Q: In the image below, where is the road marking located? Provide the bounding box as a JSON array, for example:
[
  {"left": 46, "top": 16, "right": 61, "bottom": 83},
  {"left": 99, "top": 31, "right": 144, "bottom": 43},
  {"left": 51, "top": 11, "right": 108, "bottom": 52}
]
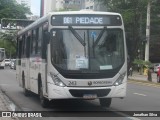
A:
[
  {"left": 109, "top": 108, "right": 141, "bottom": 120},
  {"left": 128, "top": 81, "right": 160, "bottom": 88},
  {"left": 133, "top": 93, "right": 146, "bottom": 96},
  {"left": 127, "top": 117, "right": 141, "bottom": 120}
]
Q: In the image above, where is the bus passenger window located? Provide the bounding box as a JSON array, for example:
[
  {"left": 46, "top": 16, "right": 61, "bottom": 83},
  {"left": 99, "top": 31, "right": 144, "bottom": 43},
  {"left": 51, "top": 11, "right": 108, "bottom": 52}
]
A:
[
  {"left": 37, "top": 27, "right": 42, "bottom": 55},
  {"left": 30, "top": 31, "right": 33, "bottom": 55},
  {"left": 26, "top": 36, "right": 30, "bottom": 58},
  {"left": 18, "top": 38, "right": 22, "bottom": 59},
  {"left": 32, "top": 30, "right": 37, "bottom": 55},
  {"left": 22, "top": 35, "right": 26, "bottom": 57}
]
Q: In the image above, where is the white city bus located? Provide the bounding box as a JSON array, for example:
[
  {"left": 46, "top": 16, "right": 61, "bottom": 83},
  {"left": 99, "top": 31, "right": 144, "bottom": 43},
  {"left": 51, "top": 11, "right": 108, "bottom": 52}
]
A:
[
  {"left": 16, "top": 11, "right": 127, "bottom": 108},
  {"left": 0, "top": 48, "right": 5, "bottom": 69}
]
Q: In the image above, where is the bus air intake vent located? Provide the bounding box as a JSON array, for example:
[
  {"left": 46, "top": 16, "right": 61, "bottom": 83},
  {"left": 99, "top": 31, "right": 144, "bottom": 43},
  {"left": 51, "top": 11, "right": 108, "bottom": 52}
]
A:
[{"left": 69, "top": 89, "right": 111, "bottom": 97}]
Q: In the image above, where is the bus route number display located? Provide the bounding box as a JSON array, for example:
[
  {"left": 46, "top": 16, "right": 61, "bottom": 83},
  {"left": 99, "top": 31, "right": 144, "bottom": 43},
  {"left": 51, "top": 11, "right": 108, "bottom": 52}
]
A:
[
  {"left": 51, "top": 15, "right": 122, "bottom": 26},
  {"left": 63, "top": 17, "right": 103, "bottom": 25}
]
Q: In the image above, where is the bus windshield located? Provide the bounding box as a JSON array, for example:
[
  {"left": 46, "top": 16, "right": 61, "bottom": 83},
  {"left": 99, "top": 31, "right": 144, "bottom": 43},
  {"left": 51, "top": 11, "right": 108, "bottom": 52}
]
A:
[{"left": 50, "top": 28, "right": 124, "bottom": 78}]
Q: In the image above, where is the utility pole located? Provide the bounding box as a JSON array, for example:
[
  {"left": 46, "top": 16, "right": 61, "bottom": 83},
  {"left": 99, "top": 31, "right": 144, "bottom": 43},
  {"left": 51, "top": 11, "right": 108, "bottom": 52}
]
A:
[
  {"left": 40, "top": 0, "right": 44, "bottom": 17},
  {"left": 145, "top": 0, "right": 151, "bottom": 61}
]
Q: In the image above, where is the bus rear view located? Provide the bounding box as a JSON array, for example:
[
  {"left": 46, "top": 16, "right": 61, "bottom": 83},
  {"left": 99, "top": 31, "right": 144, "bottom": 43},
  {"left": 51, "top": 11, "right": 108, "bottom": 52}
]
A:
[{"left": 0, "top": 48, "right": 5, "bottom": 69}]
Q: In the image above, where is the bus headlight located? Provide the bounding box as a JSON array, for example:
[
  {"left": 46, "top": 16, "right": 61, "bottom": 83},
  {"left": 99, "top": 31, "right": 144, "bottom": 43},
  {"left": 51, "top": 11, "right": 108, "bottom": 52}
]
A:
[
  {"left": 114, "top": 72, "right": 126, "bottom": 86},
  {"left": 50, "top": 72, "right": 66, "bottom": 87}
]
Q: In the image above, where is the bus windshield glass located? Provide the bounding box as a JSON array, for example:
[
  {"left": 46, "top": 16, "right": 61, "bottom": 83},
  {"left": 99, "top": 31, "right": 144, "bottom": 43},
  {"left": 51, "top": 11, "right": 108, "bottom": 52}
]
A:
[{"left": 50, "top": 28, "right": 124, "bottom": 78}]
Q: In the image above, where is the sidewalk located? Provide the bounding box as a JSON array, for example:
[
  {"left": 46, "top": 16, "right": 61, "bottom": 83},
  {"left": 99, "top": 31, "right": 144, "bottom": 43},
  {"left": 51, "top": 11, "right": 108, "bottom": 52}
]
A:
[
  {"left": 0, "top": 89, "right": 18, "bottom": 120},
  {"left": 128, "top": 71, "right": 158, "bottom": 83}
]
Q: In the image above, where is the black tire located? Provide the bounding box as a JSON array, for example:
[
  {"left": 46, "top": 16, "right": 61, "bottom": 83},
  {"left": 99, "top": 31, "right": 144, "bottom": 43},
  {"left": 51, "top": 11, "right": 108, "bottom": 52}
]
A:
[
  {"left": 99, "top": 98, "right": 112, "bottom": 108},
  {"left": 22, "top": 73, "right": 30, "bottom": 96},
  {"left": 39, "top": 83, "right": 49, "bottom": 108},
  {"left": 23, "top": 88, "right": 30, "bottom": 96}
]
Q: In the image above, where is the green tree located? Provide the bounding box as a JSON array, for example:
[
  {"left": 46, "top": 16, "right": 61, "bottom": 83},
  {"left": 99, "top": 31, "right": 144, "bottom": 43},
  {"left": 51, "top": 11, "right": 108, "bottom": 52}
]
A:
[
  {"left": 97, "top": 0, "right": 160, "bottom": 63},
  {"left": 0, "top": 30, "right": 17, "bottom": 58},
  {"left": 0, "top": 0, "right": 32, "bottom": 58},
  {"left": 133, "top": 59, "right": 152, "bottom": 74},
  {"left": 0, "top": 0, "right": 31, "bottom": 19}
]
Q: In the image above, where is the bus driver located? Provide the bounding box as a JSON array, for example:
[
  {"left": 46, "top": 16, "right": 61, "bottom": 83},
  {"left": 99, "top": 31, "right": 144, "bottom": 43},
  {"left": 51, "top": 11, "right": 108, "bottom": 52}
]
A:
[{"left": 96, "top": 34, "right": 120, "bottom": 70}]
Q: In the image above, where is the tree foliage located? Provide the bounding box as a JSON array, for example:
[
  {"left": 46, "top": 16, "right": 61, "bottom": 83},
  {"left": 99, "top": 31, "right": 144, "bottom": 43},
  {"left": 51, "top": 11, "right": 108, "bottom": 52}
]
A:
[
  {"left": 133, "top": 58, "right": 152, "bottom": 74},
  {"left": 0, "top": 0, "right": 31, "bottom": 19},
  {"left": 97, "top": 0, "right": 160, "bottom": 63},
  {"left": 0, "top": 30, "right": 17, "bottom": 58},
  {"left": 0, "top": 0, "right": 32, "bottom": 58}
]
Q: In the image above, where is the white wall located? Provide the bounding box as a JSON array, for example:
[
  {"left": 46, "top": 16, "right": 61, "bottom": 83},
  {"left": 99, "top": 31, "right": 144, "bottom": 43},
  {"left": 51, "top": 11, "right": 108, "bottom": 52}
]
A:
[{"left": 44, "top": 0, "right": 56, "bottom": 15}]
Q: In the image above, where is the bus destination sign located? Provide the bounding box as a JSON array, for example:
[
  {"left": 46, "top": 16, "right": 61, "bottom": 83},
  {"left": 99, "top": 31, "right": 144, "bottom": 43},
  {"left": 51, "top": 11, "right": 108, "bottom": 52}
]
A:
[
  {"left": 51, "top": 15, "right": 122, "bottom": 26},
  {"left": 64, "top": 17, "right": 103, "bottom": 25}
]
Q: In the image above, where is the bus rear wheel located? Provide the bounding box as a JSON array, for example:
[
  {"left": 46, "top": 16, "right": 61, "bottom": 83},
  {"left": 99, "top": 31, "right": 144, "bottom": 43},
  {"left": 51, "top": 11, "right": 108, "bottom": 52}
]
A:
[
  {"left": 99, "top": 98, "right": 112, "bottom": 108},
  {"left": 22, "top": 74, "right": 30, "bottom": 96},
  {"left": 39, "top": 84, "right": 49, "bottom": 108}
]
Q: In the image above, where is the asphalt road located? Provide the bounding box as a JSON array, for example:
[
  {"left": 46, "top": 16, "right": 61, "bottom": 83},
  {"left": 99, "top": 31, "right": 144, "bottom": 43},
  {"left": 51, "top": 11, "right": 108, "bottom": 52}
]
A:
[{"left": 0, "top": 67, "right": 160, "bottom": 120}]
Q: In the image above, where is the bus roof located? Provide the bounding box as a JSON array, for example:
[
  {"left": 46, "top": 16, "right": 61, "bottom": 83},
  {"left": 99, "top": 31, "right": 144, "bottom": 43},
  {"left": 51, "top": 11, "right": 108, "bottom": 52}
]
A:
[
  {"left": 48, "top": 10, "right": 121, "bottom": 16},
  {"left": 17, "top": 11, "right": 121, "bottom": 36}
]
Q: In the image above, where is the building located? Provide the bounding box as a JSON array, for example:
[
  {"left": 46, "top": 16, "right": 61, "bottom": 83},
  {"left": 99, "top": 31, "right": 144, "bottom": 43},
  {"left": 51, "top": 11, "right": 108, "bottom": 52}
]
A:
[
  {"left": 43, "top": 0, "right": 84, "bottom": 15},
  {"left": 56, "top": 0, "right": 64, "bottom": 10},
  {"left": 43, "top": 0, "right": 56, "bottom": 15},
  {"left": 43, "top": 0, "right": 107, "bottom": 16},
  {"left": 84, "top": 0, "right": 107, "bottom": 11},
  {"left": 61, "top": 0, "right": 83, "bottom": 11}
]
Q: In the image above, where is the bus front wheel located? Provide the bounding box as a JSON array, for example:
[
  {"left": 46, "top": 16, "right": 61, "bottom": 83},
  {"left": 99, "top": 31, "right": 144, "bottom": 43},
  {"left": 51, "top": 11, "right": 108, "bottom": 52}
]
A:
[
  {"left": 99, "top": 98, "right": 112, "bottom": 108},
  {"left": 39, "top": 84, "right": 49, "bottom": 108}
]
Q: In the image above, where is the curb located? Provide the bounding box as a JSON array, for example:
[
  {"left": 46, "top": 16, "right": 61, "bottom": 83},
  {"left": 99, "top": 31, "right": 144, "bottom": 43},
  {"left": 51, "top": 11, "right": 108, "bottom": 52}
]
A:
[{"left": 0, "top": 89, "right": 19, "bottom": 120}]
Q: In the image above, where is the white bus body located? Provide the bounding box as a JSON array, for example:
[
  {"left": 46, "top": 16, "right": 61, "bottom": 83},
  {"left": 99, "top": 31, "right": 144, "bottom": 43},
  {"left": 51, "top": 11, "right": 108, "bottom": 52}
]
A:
[
  {"left": 0, "top": 48, "right": 5, "bottom": 69},
  {"left": 16, "top": 11, "right": 127, "bottom": 107}
]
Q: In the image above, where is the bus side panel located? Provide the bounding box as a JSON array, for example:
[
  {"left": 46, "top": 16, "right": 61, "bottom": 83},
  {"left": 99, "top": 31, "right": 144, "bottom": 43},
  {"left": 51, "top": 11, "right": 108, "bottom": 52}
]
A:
[
  {"left": 41, "top": 61, "right": 48, "bottom": 96},
  {"left": 26, "top": 58, "right": 30, "bottom": 90},
  {"left": 30, "top": 57, "right": 38, "bottom": 94}
]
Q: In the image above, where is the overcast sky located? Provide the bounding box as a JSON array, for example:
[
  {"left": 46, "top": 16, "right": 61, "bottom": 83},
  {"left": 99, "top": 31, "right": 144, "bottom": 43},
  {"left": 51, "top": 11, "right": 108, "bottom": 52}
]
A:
[{"left": 31, "top": 0, "right": 40, "bottom": 16}]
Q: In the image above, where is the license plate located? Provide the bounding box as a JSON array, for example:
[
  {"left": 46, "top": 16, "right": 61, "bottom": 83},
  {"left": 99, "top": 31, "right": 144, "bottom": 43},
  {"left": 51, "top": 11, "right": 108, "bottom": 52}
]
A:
[{"left": 83, "top": 94, "right": 97, "bottom": 99}]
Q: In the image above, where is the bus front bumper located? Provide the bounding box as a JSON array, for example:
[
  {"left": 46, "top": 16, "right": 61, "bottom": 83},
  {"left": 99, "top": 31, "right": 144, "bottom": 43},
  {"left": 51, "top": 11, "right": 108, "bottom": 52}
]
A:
[{"left": 47, "top": 82, "right": 127, "bottom": 100}]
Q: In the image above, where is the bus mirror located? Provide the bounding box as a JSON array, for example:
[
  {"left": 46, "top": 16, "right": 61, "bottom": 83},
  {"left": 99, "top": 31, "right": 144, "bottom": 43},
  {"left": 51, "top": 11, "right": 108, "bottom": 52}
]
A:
[{"left": 44, "top": 31, "right": 50, "bottom": 44}]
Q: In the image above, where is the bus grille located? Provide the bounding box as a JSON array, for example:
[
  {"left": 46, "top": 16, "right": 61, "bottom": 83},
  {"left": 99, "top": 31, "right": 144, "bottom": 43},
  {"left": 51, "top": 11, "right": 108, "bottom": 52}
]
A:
[{"left": 69, "top": 89, "right": 111, "bottom": 97}]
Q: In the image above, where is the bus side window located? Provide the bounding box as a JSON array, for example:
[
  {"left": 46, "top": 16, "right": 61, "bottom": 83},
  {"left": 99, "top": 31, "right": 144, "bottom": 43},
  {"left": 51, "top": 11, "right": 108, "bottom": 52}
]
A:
[
  {"left": 26, "top": 36, "right": 30, "bottom": 58},
  {"left": 18, "top": 37, "right": 22, "bottom": 59},
  {"left": 38, "top": 27, "right": 42, "bottom": 55},
  {"left": 35, "top": 28, "right": 39, "bottom": 55},
  {"left": 30, "top": 30, "right": 34, "bottom": 55},
  {"left": 32, "top": 30, "right": 37, "bottom": 55},
  {"left": 22, "top": 35, "right": 26, "bottom": 58},
  {"left": 41, "top": 22, "right": 49, "bottom": 59}
]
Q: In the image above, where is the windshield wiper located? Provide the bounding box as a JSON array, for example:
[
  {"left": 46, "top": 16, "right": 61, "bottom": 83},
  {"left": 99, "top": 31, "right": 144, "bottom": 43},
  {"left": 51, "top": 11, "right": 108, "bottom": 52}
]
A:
[
  {"left": 69, "top": 26, "right": 85, "bottom": 46},
  {"left": 93, "top": 27, "right": 107, "bottom": 47}
]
